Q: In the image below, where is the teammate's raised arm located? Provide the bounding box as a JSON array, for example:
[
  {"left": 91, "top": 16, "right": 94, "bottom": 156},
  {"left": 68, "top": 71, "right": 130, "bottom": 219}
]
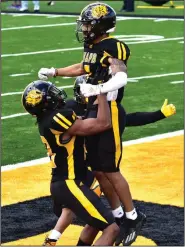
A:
[
  {"left": 67, "top": 94, "right": 112, "bottom": 136},
  {"left": 108, "top": 57, "right": 127, "bottom": 75},
  {"left": 38, "top": 63, "right": 85, "bottom": 80}
]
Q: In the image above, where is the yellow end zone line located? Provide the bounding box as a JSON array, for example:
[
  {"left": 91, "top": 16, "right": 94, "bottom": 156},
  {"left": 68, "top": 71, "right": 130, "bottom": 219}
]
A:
[
  {"left": 137, "top": 5, "right": 184, "bottom": 9},
  {"left": 1, "top": 130, "right": 183, "bottom": 172}
]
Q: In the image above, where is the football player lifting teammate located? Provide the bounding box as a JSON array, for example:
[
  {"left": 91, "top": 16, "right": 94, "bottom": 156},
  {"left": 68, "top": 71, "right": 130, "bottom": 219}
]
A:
[{"left": 22, "top": 80, "right": 120, "bottom": 246}]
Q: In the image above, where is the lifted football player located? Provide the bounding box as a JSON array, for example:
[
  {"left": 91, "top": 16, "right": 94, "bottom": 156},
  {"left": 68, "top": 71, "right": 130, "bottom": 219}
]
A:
[{"left": 22, "top": 80, "right": 120, "bottom": 246}]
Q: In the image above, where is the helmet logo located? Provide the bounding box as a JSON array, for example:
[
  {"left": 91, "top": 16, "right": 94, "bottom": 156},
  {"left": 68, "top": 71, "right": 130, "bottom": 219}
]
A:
[
  {"left": 26, "top": 89, "right": 42, "bottom": 106},
  {"left": 91, "top": 5, "right": 108, "bottom": 18}
]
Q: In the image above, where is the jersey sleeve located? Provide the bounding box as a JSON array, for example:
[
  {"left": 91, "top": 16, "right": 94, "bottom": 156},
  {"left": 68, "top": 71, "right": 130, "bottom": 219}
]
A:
[
  {"left": 100, "top": 38, "right": 130, "bottom": 66},
  {"left": 50, "top": 108, "right": 77, "bottom": 133},
  {"left": 126, "top": 111, "right": 165, "bottom": 127}
]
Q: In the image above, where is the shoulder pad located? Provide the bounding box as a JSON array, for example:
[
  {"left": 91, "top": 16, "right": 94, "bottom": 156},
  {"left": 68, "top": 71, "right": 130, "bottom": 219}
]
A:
[
  {"left": 50, "top": 108, "right": 77, "bottom": 133},
  {"left": 100, "top": 38, "right": 130, "bottom": 65}
]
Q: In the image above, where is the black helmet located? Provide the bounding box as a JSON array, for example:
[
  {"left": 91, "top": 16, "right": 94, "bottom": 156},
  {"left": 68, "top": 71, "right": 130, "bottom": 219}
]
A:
[
  {"left": 76, "top": 2, "right": 116, "bottom": 44},
  {"left": 22, "top": 80, "right": 67, "bottom": 116},
  {"left": 73, "top": 75, "right": 87, "bottom": 104}
]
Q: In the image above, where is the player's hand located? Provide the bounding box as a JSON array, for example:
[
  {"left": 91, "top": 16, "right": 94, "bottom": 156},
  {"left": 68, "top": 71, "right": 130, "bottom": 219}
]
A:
[
  {"left": 80, "top": 84, "right": 101, "bottom": 97},
  {"left": 161, "top": 99, "right": 176, "bottom": 117},
  {"left": 38, "top": 67, "right": 56, "bottom": 80}
]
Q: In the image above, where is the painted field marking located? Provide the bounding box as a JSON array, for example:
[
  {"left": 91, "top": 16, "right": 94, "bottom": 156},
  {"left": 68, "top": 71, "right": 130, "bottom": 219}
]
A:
[
  {"left": 1, "top": 13, "right": 79, "bottom": 17},
  {"left": 170, "top": 80, "right": 184, "bottom": 84},
  {"left": 1, "top": 12, "right": 184, "bottom": 21},
  {"left": 137, "top": 5, "right": 184, "bottom": 9},
  {"left": 1, "top": 47, "right": 83, "bottom": 57},
  {"left": 10, "top": 73, "right": 31, "bottom": 77},
  {"left": 2, "top": 17, "right": 183, "bottom": 31},
  {"left": 2, "top": 71, "right": 184, "bottom": 99},
  {"left": 2, "top": 85, "right": 74, "bottom": 97},
  {"left": 2, "top": 113, "right": 29, "bottom": 119},
  {"left": 2, "top": 22, "right": 76, "bottom": 31},
  {"left": 1, "top": 129, "right": 183, "bottom": 171},
  {"left": 1, "top": 37, "right": 183, "bottom": 58}
]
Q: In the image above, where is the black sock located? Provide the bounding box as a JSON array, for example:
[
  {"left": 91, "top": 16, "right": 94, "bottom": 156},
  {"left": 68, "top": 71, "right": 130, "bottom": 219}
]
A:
[{"left": 77, "top": 238, "right": 90, "bottom": 246}]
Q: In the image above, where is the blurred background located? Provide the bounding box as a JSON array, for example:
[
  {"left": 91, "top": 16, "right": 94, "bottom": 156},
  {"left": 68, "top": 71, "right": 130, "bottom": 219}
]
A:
[{"left": 1, "top": 0, "right": 184, "bottom": 16}]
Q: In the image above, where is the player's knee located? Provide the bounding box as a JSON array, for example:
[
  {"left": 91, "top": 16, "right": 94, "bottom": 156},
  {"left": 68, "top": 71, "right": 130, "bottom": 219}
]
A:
[
  {"left": 83, "top": 224, "right": 98, "bottom": 236},
  {"left": 63, "top": 208, "right": 73, "bottom": 217},
  {"left": 105, "top": 222, "right": 120, "bottom": 237}
]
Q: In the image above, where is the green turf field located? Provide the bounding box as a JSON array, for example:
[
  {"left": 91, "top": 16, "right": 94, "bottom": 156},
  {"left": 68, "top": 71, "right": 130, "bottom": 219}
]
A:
[
  {"left": 1, "top": 1, "right": 184, "bottom": 16},
  {"left": 1, "top": 11, "right": 184, "bottom": 165}
]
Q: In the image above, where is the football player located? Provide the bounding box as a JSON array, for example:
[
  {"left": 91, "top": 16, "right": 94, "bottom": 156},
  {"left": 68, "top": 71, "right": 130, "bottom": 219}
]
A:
[
  {"left": 22, "top": 80, "right": 120, "bottom": 246},
  {"left": 41, "top": 76, "right": 176, "bottom": 246},
  {"left": 38, "top": 2, "right": 160, "bottom": 245}
]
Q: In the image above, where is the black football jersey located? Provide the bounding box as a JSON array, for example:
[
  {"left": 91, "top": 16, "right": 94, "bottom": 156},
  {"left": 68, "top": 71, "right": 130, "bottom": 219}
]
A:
[
  {"left": 66, "top": 99, "right": 86, "bottom": 117},
  {"left": 38, "top": 108, "right": 87, "bottom": 182},
  {"left": 82, "top": 36, "right": 130, "bottom": 104}
]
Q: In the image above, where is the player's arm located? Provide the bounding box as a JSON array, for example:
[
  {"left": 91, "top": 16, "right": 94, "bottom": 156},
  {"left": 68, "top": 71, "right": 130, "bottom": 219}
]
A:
[
  {"left": 38, "top": 63, "right": 85, "bottom": 80},
  {"left": 50, "top": 94, "right": 111, "bottom": 137},
  {"left": 67, "top": 94, "right": 112, "bottom": 136},
  {"left": 126, "top": 99, "right": 176, "bottom": 127}
]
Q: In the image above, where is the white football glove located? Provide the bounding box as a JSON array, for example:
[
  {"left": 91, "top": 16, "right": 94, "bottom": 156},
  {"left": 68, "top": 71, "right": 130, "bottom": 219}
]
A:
[
  {"left": 38, "top": 67, "right": 56, "bottom": 80},
  {"left": 80, "top": 84, "right": 101, "bottom": 97}
]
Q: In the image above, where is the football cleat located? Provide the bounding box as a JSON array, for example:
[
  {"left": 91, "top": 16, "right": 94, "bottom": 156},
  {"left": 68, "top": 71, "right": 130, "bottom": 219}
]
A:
[
  {"left": 43, "top": 236, "right": 57, "bottom": 246},
  {"left": 115, "top": 215, "right": 128, "bottom": 246},
  {"left": 115, "top": 210, "right": 146, "bottom": 246}
]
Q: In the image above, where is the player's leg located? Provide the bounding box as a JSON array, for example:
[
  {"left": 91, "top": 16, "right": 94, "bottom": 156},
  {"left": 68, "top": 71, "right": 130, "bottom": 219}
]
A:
[
  {"left": 53, "top": 180, "right": 119, "bottom": 246},
  {"left": 85, "top": 109, "right": 127, "bottom": 243},
  {"left": 77, "top": 225, "right": 99, "bottom": 246},
  {"left": 20, "top": 0, "right": 28, "bottom": 11},
  {"left": 99, "top": 101, "right": 146, "bottom": 245},
  {"left": 44, "top": 170, "right": 103, "bottom": 246},
  {"left": 32, "top": 0, "right": 40, "bottom": 11},
  {"left": 43, "top": 208, "right": 74, "bottom": 246},
  {"left": 94, "top": 171, "right": 121, "bottom": 210}
]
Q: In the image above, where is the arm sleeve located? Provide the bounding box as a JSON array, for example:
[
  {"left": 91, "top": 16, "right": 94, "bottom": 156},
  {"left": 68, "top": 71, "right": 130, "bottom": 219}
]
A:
[
  {"left": 126, "top": 110, "right": 165, "bottom": 127},
  {"left": 50, "top": 109, "right": 77, "bottom": 132}
]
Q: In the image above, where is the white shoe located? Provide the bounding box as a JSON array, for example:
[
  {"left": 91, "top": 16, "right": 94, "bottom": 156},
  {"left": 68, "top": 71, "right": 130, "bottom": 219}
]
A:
[
  {"left": 34, "top": 7, "right": 40, "bottom": 12},
  {"left": 19, "top": 7, "right": 28, "bottom": 12}
]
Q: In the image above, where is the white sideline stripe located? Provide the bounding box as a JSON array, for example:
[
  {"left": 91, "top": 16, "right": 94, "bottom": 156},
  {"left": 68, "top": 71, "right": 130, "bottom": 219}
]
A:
[
  {"left": 154, "top": 19, "right": 168, "bottom": 22},
  {"left": 1, "top": 37, "right": 183, "bottom": 58},
  {"left": 122, "top": 129, "right": 183, "bottom": 146},
  {"left": 2, "top": 18, "right": 182, "bottom": 31},
  {"left": 125, "top": 37, "right": 183, "bottom": 45},
  {"left": 130, "top": 71, "right": 184, "bottom": 80},
  {"left": 170, "top": 80, "right": 184, "bottom": 84},
  {"left": 1, "top": 13, "right": 79, "bottom": 17},
  {"left": 1, "top": 18, "right": 183, "bottom": 31},
  {"left": 1, "top": 12, "right": 184, "bottom": 21},
  {"left": 10, "top": 73, "right": 31, "bottom": 77},
  {"left": 2, "top": 113, "right": 29, "bottom": 119},
  {"left": 2, "top": 72, "right": 183, "bottom": 98},
  {"left": 1, "top": 85, "right": 74, "bottom": 97},
  {"left": 2, "top": 22, "right": 76, "bottom": 31},
  {"left": 1, "top": 47, "right": 83, "bottom": 57},
  {"left": 2, "top": 129, "right": 183, "bottom": 171}
]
